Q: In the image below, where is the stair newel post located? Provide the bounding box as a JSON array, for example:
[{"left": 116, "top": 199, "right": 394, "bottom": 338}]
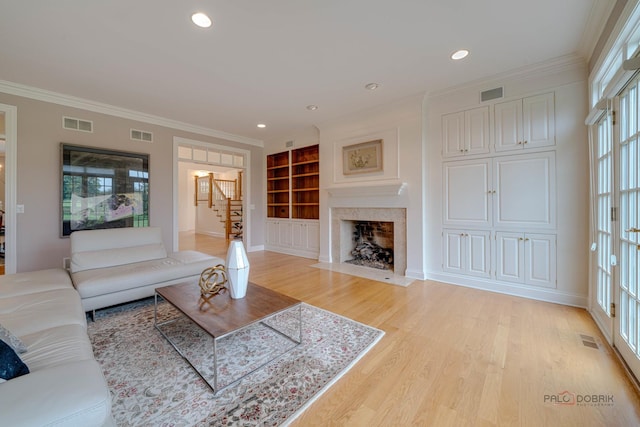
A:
[
  {"left": 226, "top": 197, "right": 232, "bottom": 240},
  {"left": 194, "top": 175, "right": 198, "bottom": 206},
  {"left": 208, "top": 173, "right": 214, "bottom": 209}
]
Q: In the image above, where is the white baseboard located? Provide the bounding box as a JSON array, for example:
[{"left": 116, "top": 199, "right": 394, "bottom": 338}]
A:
[
  {"left": 405, "top": 268, "right": 427, "bottom": 280},
  {"left": 248, "top": 244, "right": 264, "bottom": 253},
  {"left": 427, "top": 272, "right": 588, "bottom": 308},
  {"left": 265, "top": 245, "right": 319, "bottom": 260}
]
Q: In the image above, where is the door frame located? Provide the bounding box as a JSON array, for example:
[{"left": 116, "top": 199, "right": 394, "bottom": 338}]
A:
[
  {"left": 0, "top": 103, "right": 17, "bottom": 274},
  {"left": 172, "top": 136, "right": 251, "bottom": 252},
  {"left": 588, "top": 110, "right": 614, "bottom": 342}
]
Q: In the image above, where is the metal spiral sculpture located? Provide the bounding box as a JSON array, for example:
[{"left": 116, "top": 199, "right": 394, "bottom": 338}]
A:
[{"left": 198, "top": 264, "right": 227, "bottom": 297}]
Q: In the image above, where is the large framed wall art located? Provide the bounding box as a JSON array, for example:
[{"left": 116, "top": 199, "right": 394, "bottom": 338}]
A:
[{"left": 60, "top": 144, "right": 150, "bottom": 236}]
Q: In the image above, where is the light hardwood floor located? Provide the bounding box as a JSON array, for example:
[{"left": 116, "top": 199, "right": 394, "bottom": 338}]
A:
[{"left": 180, "top": 232, "right": 640, "bottom": 427}]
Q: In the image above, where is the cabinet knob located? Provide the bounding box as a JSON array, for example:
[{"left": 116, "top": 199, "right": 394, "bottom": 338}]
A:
[
  {"left": 519, "top": 237, "right": 524, "bottom": 241},
  {"left": 523, "top": 140, "right": 528, "bottom": 144},
  {"left": 517, "top": 141, "right": 522, "bottom": 145},
  {"left": 464, "top": 149, "right": 469, "bottom": 152},
  {"left": 460, "top": 149, "right": 464, "bottom": 153}
]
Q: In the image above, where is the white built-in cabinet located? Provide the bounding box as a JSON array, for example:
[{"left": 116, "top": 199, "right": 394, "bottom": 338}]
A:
[
  {"left": 441, "top": 91, "right": 557, "bottom": 289},
  {"left": 442, "top": 106, "right": 490, "bottom": 158},
  {"left": 443, "top": 152, "right": 556, "bottom": 229},
  {"left": 494, "top": 92, "right": 555, "bottom": 152},
  {"left": 443, "top": 230, "right": 491, "bottom": 278},
  {"left": 495, "top": 232, "right": 556, "bottom": 288},
  {"left": 266, "top": 219, "right": 291, "bottom": 248},
  {"left": 291, "top": 220, "right": 320, "bottom": 254},
  {"left": 266, "top": 219, "right": 319, "bottom": 258}
]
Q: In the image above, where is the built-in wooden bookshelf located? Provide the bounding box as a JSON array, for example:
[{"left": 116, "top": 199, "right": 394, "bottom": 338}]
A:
[
  {"left": 267, "top": 151, "right": 290, "bottom": 218},
  {"left": 291, "top": 145, "right": 319, "bottom": 219},
  {"left": 266, "top": 145, "right": 319, "bottom": 220}
]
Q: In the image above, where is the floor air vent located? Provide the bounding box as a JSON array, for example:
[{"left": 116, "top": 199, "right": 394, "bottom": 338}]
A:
[
  {"left": 131, "top": 129, "right": 153, "bottom": 142},
  {"left": 580, "top": 334, "right": 599, "bottom": 349},
  {"left": 63, "top": 116, "right": 93, "bottom": 133}
]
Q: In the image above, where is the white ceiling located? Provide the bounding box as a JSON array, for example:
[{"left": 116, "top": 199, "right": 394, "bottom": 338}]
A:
[{"left": 0, "top": 1, "right": 614, "bottom": 145}]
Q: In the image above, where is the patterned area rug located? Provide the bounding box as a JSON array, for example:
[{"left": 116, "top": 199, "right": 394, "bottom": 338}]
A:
[{"left": 87, "top": 297, "right": 384, "bottom": 426}]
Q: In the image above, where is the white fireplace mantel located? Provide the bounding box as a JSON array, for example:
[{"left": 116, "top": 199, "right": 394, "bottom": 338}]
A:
[{"left": 325, "top": 182, "right": 407, "bottom": 198}]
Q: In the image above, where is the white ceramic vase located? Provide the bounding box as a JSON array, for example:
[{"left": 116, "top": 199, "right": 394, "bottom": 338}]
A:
[{"left": 225, "top": 240, "right": 250, "bottom": 299}]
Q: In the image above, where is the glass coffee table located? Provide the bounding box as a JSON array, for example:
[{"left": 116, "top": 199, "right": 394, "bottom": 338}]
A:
[{"left": 154, "top": 281, "right": 302, "bottom": 393}]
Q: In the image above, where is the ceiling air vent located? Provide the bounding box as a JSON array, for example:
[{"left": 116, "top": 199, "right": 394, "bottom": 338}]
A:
[
  {"left": 63, "top": 116, "right": 93, "bottom": 133},
  {"left": 131, "top": 129, "right": 153, "bottom": 142},
  {"left": 285, "top": 140, "right": 294, "bottom": 148},
  {"left": 480, "top": 87, "right": 504, "bottom": 102}
]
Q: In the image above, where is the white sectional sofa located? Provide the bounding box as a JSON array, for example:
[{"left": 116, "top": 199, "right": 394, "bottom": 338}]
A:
[
  {"left": 0, "top": 268, "right": 114, "bottom": 426},
  {"left": 69, "top": 226, "right": 223, "bottom": 313}
]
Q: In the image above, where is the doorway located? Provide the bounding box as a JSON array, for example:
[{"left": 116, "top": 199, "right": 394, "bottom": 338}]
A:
[
  {"left": 0, "top": 103, "right": 16, "bottom": 275},
  {"left": 591, "top": 75, "right": 640, "bottom": 383},
  {"left": 0, "top": 112, "right": 5, "bottom": 274},
  {"left": 172, "top": 137, "right": 250, "bottom": 254}
]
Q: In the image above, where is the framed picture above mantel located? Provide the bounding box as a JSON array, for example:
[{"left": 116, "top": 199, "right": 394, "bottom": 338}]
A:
[
  {"left": 342, "top": 139, "right": 383, "bottom": 175},
  {"left": 60, "top": 144, "right": 149, "bottom": 236}
]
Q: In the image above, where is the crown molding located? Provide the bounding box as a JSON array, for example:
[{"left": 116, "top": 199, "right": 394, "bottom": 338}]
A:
[
  {"left": 0, "top": 80, "right": 263, "bottom": 147},
  {"left": 578, "top": 0, "right": 617, "bottom": 61},
  {"left": 427, "top": 54, "right": 586, "bottom": 100}
]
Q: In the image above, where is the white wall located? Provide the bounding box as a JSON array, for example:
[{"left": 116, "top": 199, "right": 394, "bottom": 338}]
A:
[
  {"left": 178, "top": 162, "right": 196, "bottom": 232},
  {"left": 425, "top": 57, "right": 590, "bottom": 306},
  {"left": 0, "top": 91, "right": 265, "bottom": 272},
  {"left": 316, "top": 94, "right": 426, "bottom": 279}
]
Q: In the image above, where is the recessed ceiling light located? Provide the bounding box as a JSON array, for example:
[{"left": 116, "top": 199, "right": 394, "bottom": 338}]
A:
[
  {"left": 365, "top": 83, "right": 380, "bottom": 90},
  {"left": 451, "top": 49, "right": 469, "bottom": 60},
  {"left": 191, "top": 12, "right": 212, "bottom": 28},
  {"left": 257, "top": 123, "right": 266, "bottom": 128},
  {"left": 306, "top": 105, "right": 318, "bottom": 111}
]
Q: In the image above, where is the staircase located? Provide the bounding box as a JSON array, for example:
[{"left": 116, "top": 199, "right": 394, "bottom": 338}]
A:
[{"left": 202, "top": 173, "right": 243, "bottom": 240}]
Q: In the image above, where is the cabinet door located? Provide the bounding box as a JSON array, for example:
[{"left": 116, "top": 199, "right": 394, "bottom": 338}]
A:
[
  {"left": 306, "top": 221, "right": 320, "bottom": 252},
  {"left": 442, "top": 111, "right": 465, "bottom": 158},
  {"left": 291, "top": 221, "right": 307, "bottom": 249},
  {"left": 443, "top": 230, "right": 465, "bottom": 274},
  {"left": 443, "top": 159, "right": 492, "bottom": 226},
  {"left": 494, "top": 99, "right": 523, "bottom": 152},
  {"left": 493, "top": 152, "right": 556, "bottom": 229},
  {"left": 523, "top": 93, "right": 555, "bottom": 149},
  {"left": 266, "top": 220, "right": 280, "bottom": 246},
  {"left": 466, "top": 230, "right": 491, "bottom": 278},
  {"left": 278, "top": 221, "right": 292, "bottom": 246},
  {"left": 496, "top": 232, "right": 523, "bottom": 283},
  {"left": 465, "top": 106, "right": 490, "bottom": 156},
  {"left": 524, "top": 233, "right": 556, "bottom": 288}
]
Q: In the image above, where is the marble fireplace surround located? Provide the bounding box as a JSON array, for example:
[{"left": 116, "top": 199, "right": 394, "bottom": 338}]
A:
[{"left": 331, "top": 207, "right": 407, "bottom": 276}]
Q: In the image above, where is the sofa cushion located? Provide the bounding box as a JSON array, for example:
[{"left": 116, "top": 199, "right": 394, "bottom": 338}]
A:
[
  {"left": 0, "top": 268, "right": 73, "bottom": 298},
  {"left": 70, "top": 226, "right": 168, "bottom": 273},
  {"left": 0, "top": 339, "right": 29, "bottom": 380},
  {"left": 0, "top": 359, "right": 113, "bottom": 426},
  {"left": 20, "top": 324, "right": 95, "bottom": 372},
  {"left": 72, "top": 254, "right": 222, "bottom": 299},
  {"left": 0, "top": 323, "right": 27, "bottom": 354},
  {"left": 0, "top": 289, "right": 87, "bottom": 336},
  {"left": 71, "top": 243, "right": 168, "bottom": 273}
]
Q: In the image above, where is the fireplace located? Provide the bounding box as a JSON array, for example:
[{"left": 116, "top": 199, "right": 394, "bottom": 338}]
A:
[
  {"left": 331, "top": 208, "right": 406, "bottom": 276},
  {"left": 345, "top": 221, "right": 394, "bottom": 271}
]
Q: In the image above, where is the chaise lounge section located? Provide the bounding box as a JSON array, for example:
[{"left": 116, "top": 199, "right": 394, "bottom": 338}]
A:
[
  {"left": 69, "top": 227, "right": 223, "bottom": 313},
  {"left": 0, "top": 268, "right": 114, "bottom": 426}
]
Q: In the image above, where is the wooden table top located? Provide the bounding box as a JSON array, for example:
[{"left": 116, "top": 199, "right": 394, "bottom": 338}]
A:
[{"left": 155, "top": 281, "right": 301, "bottom": 338}]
